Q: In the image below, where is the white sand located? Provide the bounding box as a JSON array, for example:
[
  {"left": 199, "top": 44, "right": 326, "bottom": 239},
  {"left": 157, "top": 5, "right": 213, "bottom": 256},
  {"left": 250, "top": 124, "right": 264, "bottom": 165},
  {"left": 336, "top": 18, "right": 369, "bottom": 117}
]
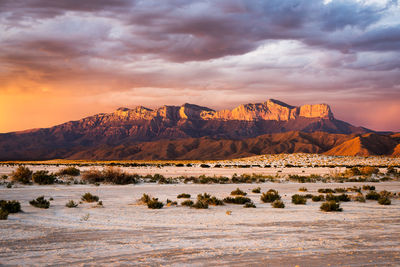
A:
[{"left": 1, "top": 182, "right": 400, "bottom": 266}]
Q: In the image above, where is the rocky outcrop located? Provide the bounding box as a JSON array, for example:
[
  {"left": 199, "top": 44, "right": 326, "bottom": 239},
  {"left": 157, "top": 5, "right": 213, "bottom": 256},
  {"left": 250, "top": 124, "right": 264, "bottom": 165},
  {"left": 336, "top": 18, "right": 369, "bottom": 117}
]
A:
[{"left": 0, "top": 99, "right": 374, "bottom": 160}]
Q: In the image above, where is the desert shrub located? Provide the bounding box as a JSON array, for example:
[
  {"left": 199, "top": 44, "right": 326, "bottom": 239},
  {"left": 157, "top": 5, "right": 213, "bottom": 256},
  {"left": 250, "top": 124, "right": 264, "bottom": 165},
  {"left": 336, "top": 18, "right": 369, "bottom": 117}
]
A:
[
  {"left": 252, "top": 187, "right": 261, "bottom": 193},
  {"left": 244, "top": 202, "right": 256, "bottom": 208},
  {"left": 312, "top": 195, "right": 325, "bottom": 202},
  {"left": 0, "top": 209, "right": 8, "bottom": 220},
  {"left": 81, "top": 169, "right": 103, "bottom": 183},
  {"left": 11, "top": 166, "right": 32, "bottom": 184},
  {"left": 224, "top": 196, "right": 251, "bottom": 204},
  {"left": 366, "top": 191, "right": 380, "bottom": 200},
  {"left": 29, "top": 196, "right": 50, "bottom": 209},
  {"left": 177, "top": 193, "right": 191, "bottom": 199},
  {"left": 346, "top": 186, "right": 361, "bottom": 193},
  {"left": 197, "top": 193, "right": 224, "bottom": 206},
  {"left": 378, "top": 197, "right": 391, "bottom": 205},
  {"left": 362, "top": 185, "right": 375, "bottom": 191},
  {"left": 102, "top": 167, "right": 138, "bottom": 184},
  {"left": 334, "top": 188, "right": 346, "bottom": 193},
  {"left": 298, "top": 187, "right": 308, "bottom": 192},
  {"left": 192, "top": 200, "right": 209, "bottom": 209},
  {"left": 57, "top": 166, "right": 80, "bottom": 176},
  {"left": 354, "top": 193, "right": 366, "bottom": 203},
  {"left": 32, "top": 170, "right": 56, "bottom": 185},
  {"left": 336, "top": 194, "right": 351, "bottom": 202},
  {"left": 81, "top": 193, "right": 99, "bottom": 203},
  {"left": 360, "top": 166, "right": 379, "bottom": 176},
  {"left": 346, "top": 167, "right": 361, "bottom": 176},
  {"left": 65, "top": 200, "right": 78, "bottom": 208},
  {"left": 0, "top": 200, "right": 21, "bottom": 213},
  {"left": 320, "top": 201, "right": 343, "bottom": 212},
  {"left": 292, "top": 194, "right": 307, "bottom": 205},
  {"left": 147, "top": 198, "right": 164, "bottom": 209},
  {"left": 272, "top": 200, "right": 285, "bottom": 208},
  {"left": 166, "top": 199, "right": 177, "bottom": 206},
  {"left": 318, "top": 188, "right": 335, "bottom": 194},
  {"left": 387, "top": 166, "right": 397, "bottom": 175},
  {"left": 231, "top": 188, "right": 247, "bottom": 196},
  {"left": 181, "top": 200, "right": 194, "bottom": 207},
  {"left": 139, "top": 193, "right": 151, "bottom": 204},
  {"left": 1, "top": 174, "right": 8, "bottom": 180},
  {"left": 200, "top": 164, "right": 210, "bottom": 168},
  {"left": 260, "top": 189, "right": 281, "bottom": 203},
  {"left": 379, "top": 190, "right": 393, "bottom": 198}
]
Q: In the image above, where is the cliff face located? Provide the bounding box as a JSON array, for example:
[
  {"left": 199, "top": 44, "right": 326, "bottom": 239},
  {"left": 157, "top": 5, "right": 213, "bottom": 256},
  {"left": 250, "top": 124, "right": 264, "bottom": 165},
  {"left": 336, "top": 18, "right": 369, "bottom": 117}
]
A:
[{"left": 0, "top": 99, "right": 372, "bottom": 160}]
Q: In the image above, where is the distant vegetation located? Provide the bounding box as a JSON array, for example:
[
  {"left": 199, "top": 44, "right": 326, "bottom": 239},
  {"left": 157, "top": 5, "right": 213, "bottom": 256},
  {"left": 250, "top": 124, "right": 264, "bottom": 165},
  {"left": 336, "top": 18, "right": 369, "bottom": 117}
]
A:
[{"left": 29, "top": 196, "right": 50, "bottom": 209}]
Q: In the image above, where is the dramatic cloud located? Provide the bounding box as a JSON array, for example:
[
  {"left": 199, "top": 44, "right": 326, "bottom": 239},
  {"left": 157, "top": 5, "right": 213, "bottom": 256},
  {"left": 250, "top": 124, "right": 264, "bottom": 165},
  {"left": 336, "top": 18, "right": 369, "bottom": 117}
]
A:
[{"left": 0, "top": 0, "right": 399, "bottom": 132}]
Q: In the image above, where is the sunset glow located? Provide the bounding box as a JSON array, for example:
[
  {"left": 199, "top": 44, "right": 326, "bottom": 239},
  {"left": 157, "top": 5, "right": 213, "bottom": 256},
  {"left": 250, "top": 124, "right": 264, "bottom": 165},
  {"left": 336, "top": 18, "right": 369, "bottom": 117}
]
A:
[{"left": 1, "top": 0, "right": 400, "bottom": 132}]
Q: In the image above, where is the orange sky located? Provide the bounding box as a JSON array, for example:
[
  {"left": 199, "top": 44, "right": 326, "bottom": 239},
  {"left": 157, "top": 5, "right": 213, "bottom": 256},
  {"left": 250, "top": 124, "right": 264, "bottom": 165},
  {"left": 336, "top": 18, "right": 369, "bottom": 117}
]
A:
[{"left": 1, "top": 0, "right": 399, "bottom": 133}]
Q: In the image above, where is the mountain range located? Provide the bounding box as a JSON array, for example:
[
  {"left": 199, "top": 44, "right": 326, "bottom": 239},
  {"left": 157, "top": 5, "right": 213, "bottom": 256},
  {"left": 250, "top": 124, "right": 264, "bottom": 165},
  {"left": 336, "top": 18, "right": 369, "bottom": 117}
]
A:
[{"left": 0, "top": 99, "right": 398, "bottom": 160}]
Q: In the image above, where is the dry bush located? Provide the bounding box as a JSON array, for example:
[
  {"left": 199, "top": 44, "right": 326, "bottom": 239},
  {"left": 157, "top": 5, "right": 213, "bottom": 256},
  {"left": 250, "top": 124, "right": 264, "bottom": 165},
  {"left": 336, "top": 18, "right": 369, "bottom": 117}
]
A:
[{"left": 11, "top": 166, "right": 32, "bottom": 184}]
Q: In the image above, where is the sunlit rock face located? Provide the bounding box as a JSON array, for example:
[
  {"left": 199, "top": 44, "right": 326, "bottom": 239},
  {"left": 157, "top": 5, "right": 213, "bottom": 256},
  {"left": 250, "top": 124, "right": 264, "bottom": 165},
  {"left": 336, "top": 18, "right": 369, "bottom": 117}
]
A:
[{"left": 0, "top": 99, "right": 374, "bottom": 160}]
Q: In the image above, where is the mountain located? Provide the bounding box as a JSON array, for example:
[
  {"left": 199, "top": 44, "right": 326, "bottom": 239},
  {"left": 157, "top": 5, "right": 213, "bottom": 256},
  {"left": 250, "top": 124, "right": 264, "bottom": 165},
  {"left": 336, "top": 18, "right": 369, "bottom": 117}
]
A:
[{"left": 0, "top": 99, "right": 382, "bottom": 160}]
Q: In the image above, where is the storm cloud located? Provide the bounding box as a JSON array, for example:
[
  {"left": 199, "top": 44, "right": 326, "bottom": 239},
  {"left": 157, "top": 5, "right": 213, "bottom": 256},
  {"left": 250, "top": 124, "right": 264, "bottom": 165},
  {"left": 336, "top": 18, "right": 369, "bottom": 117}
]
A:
[{"left": 0, "top": 0, "right": 399, "bottom": 132}]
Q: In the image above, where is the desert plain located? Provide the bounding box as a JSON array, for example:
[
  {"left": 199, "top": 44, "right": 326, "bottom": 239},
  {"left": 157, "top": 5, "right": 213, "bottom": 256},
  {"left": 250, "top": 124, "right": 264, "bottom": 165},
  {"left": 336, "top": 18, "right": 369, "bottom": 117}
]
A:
[{"left": 1, "top": 156, "right": 400, "bottom": 266}]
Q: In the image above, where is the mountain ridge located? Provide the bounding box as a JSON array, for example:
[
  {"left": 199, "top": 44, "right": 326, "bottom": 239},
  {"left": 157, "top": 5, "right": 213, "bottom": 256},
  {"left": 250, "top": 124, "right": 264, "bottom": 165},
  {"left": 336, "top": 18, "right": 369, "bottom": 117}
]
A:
[{"left": 1, "top": 99, "right": 389, "bottom": 160}]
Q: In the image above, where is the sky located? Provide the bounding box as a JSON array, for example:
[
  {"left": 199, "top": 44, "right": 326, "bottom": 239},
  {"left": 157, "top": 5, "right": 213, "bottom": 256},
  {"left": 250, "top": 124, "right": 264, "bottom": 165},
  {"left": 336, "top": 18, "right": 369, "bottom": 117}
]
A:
[{"left": 0, "top": 0, "right": 400, "bottom": 133}]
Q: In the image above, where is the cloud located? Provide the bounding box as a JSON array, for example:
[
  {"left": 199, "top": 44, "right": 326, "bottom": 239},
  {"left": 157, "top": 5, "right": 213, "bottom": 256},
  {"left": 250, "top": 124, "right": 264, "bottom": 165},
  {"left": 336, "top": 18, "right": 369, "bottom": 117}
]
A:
[{"left": 0, "top": 0, "right": 399, "bottom": 131}]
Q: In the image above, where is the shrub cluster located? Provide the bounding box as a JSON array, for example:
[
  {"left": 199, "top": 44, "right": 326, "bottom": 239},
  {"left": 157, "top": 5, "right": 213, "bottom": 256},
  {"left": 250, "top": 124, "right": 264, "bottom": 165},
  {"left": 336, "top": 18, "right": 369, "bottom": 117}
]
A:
[
  {"left": 292, "top": 194, "right": 307, "bottom": 205},
  {"left": 0, "top": 209, "right": 8, "bottom": 220},
  {"left": 82, "top": 167, "right": 138, "bottom": 184},
  {"left": 244, "top": 202, "right": 256, "bottom": 208},
  {"left": 366, "top": 191, "right": 380, "bottom": 200},
  {"left": 0, "top": 200, "right": 21, "bottom": 213},
  {"left": 181, "top": 200, "right": 194, "bottom": 207},
  {"left": 260, "top": 189, "right": 281, "bottom": 203},
  {"left": 177, "top": 193, "right": 191, "bottom": 199},
  {"left": 362, "top": 185, "right": 376, "bottom": 191},
  {"left": 81, "top": 193, "right": 99, "bottom": 203},
  {"left": 147, "top": 198, "right": 164, "bottom": 209},
  {"left": 271, "top": 200, "right": 285, "bottom": 208},
  {"left": 11, "top": 166, "right": 33, "bottom": 184},
  {"left": 326, "top": 193, "right": 350, "bottom": 202},
  {"left": 65, "top": 200, "right": 78, "bottom": 208},
  {"left": 32, "top": 170, "right": 56, "bottom": 185},
  {"left": 29, "top": 196, "right": 50, "bottom": 209},
  {"left": 311, "top": 195, "right": 325, "bottom": 202},
  {"left": 378, "top": 197, "right": 391, "bottom": 205},
  {"left": 224, "top": 196, "right": 251, "bottom": 204},
  {"left": 251, "top": 187, "right": 261, "bottom": 193},
  {"left": 298, "top": 187, "right": 308, "bottom": 192},
  {"left": 197, "top": 193, "right": 224, "bottom": 206},
  {"left": 318, "top": 188, "right": 335, "bottom": 194},
  {"left": 57, "top": 166, "right": 80, "bottom": 176},
  {"left": 231, "top": 188, "right": 247, "bottom": 196},
  {"left": 320, "top": 201, "right": 343, "bottom": 212}
]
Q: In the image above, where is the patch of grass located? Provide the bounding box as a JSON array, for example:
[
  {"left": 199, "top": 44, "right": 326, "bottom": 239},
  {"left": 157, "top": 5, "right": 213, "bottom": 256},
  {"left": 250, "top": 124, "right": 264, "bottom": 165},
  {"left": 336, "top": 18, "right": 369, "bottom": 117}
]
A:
[
  {"left": 181, "top": 200, "right": 194, "bottom": 207},
  {"left": 0, "top": 200, "right": 21, "bottom": 213},
  {"left": 251, "top": 187, "right": 261, "bottom": 193},
  {"left": 65, "top": 200, "right": 78, "bottom": 208},
  {"left": 231, "top": 188, "right": 247, "bottom": 196},
  {"left": 29, "top": 196, "right": 50, "bottom": 209},
  {"left": 244, "top": 202, "right": 256, "bottom": 208},
  {"left": 81, "top": 193, "right": 99, "bottom": 203},
  {"left": 271, "top": 200, "right": 285, "bottom": 208},
  {"left": 292, "top": 194, "right": 307, "bottom": 205},
  {"left": 260, "top": 189, "right": 281, "bottom": 203},
  {"left": 147, "top": 198, "right": 164, "bottom": 209},
  {"left": 177, "top": 193, "right": 191, "bottom": 199},
  {"left": 223, "top": 196, "right": 251, "bottom": 205},
  {"left": 32, "top": 170, "right": 56, "bottom": 185},
  {"left": 11, "top": 166, "right": 32, "bottom": 184},
  {"left": 320, "top": 201, "right": 343, "bottom": 212}
]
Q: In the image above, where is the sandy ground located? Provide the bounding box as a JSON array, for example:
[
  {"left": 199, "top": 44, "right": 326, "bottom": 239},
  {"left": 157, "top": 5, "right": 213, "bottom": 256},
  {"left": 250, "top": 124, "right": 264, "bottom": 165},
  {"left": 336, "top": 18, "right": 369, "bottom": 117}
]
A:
[{"left": 1, "top": 181, "right": 400, "bottom": 266}]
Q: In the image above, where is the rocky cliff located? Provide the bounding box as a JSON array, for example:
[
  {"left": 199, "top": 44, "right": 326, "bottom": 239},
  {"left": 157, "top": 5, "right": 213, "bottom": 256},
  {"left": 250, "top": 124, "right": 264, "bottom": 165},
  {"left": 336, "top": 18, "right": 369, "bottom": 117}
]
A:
[{"left": 0, "top": 99, "right": 373, "bottom": 160}]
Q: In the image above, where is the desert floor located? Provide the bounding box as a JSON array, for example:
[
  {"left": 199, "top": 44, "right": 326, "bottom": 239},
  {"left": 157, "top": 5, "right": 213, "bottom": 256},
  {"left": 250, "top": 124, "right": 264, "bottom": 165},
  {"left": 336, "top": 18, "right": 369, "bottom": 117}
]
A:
[{"left": 1, "top": 179, "right": 400, "bottom": 266}]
